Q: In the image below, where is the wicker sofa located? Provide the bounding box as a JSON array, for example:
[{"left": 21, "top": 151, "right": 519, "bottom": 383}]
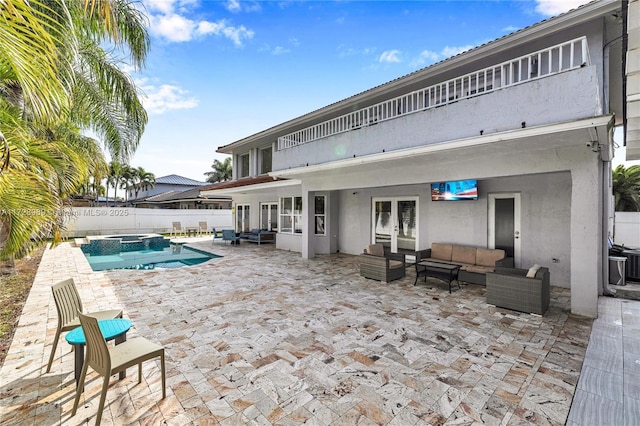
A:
[
  {"left": 359, "top": 244, "right": 406, "bottom": 283},
  {"left": 416, "top": 243, "right": 513, "bottom": 285},
  {"left": 239, "top": 229, "right": 276, "bottom": 244},
  {"left": 486, "top": 266, "right": 550, "bottom": 315}
]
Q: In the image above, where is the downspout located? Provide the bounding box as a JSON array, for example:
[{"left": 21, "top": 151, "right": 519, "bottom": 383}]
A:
[{"left": 602, "top": 154, "right": 616, "bottom": 297}]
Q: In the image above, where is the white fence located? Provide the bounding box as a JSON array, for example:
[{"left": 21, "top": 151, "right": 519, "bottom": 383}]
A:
[
  {"left": 62, "top": 208, "right": 232, "bottom": 238},
  {"left": 615, "top": 212, "right": 640, "bottom": 248}
]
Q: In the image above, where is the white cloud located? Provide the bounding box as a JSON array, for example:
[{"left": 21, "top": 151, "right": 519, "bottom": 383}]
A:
[
  {"left": 441, "top": 45, "right": 474, "bottom": 58},
  {"left": 379, "top": 50, "right": 401, "bottom": 63},
  {"left": 502, "top": 25, "right": 519, "bottom": 33},
  {"left": 410, "top": 50, "right": 439, "bottom": 68},
  {"left": 535, "top": 0, "right": 591, "bottom": 16},
  {"left": 143, "top": 0, "right": 254, "bottom": 45},
  {"left": 138, "top": 81, "right": 199, "bottom": 115},
  {"left": 271, "top": 46, "right": 290, "bottom": 55},
  {"left": 224, "top": 0, "right": 261, "bottom": 13}
]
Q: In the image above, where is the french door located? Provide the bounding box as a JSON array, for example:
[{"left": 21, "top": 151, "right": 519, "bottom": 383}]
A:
[
  {"left": 488, "top": 193, "right": 521, "bottom": 267},
  {"left": 260, "top": 203, "right": 278, "bottom": 231},
  {"left": 372, "top": 197, "right": 418, "bottom": 253},
  {"left": 236, "top": 204, "right": 250, "bottom": 233}
]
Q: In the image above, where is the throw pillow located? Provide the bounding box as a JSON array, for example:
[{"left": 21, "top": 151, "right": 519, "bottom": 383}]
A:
[{"left": 526, "top": 264, "right": 541, "bottom": 278}]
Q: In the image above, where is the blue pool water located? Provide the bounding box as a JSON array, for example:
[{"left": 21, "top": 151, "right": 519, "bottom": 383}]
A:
[{"left": 84, "top": 246, "right": 219, "bottom": 271}]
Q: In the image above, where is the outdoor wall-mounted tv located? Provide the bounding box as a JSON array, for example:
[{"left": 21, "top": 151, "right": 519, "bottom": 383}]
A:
[{"left": 431, "top": 179, "right": 478, "bottom": 201}]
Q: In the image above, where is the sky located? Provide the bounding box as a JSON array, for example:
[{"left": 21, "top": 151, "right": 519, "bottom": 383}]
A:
[{"left": 119, "top": 0, "right": 614, "bottom": 182}]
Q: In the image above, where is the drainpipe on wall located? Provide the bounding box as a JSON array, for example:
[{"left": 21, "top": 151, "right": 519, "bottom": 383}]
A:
[{"left": 602, "top": 153, "right": 616, "bottom": 297}]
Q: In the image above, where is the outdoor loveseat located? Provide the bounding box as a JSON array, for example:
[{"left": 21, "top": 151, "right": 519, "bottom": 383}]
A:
[
  {"left": 486, "top": 265, "right": 550, "bottom": 315},
  {"left": 359, "top": 244, "right": 406, "bottom": 283},
  {"left": 239, "top": 229, "right": 276, "bottom": 244},
  {"left": 416, "top": 242, "right": 513, "bottom": 285}
]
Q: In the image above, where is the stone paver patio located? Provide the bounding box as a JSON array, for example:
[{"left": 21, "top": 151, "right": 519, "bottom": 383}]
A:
[{"left": 0, "top": 238, "right": 594, "bottom": 425}]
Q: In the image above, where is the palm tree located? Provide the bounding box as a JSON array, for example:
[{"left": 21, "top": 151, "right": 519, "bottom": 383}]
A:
[
  {"left": 0, "top": 0, "right": 150, "bottom": 262},
  {"left": 205, "top": 157, "right": 233, "bottom": 183},
  {"left": 132, "top": 167, "right": 156, "bottom": 201},
  {"left": 613, "top": 165, "right": 640, "bottom": 212}
]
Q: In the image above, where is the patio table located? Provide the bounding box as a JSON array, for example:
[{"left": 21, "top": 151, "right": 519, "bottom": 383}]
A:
[
  {"left": 414, "top": 261, "right": 461, "bottom": 293},
  {"left": 65, "top": 318, "right": 132, "bottom": 387}
]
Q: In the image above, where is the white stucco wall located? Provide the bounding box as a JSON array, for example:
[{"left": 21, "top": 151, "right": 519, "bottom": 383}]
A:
[
  {"left": 274, "top": 66, "right": 601, "bottom": 171},
  {"left": 336, "top": 172, "right": 572, "bottom": 287}
]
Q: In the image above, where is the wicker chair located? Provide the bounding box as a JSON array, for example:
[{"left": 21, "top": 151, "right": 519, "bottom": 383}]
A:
[
  {"left": 486, "top": 266, "right": 550, "bottom": 315},
  {"left": 359, "top": 244, "right": 406, "bottom": 283}
]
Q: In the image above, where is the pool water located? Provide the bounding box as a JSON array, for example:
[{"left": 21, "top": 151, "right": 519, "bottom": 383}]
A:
[{"left": 84, "top": 246, "right": 219, "bottom": 271}]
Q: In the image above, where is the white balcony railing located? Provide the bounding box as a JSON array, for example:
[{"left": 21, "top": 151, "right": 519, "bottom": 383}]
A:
[{"left": 277, "top": 37, "right": 589, "bottom": 150}]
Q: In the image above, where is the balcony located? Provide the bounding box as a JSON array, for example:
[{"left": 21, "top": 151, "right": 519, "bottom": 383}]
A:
[{"left": 277, "top": 37, "right": 589, "bottom": 151}]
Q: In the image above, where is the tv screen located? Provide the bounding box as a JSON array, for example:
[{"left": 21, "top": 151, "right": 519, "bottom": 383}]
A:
[{"left": 431, "top": 179, "right": 478, "bottom": 201}]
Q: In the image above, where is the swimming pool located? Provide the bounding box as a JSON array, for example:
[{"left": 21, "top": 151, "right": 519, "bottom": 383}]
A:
[{"left": 84, "top": 245, "right": 219, "bottom": 271}]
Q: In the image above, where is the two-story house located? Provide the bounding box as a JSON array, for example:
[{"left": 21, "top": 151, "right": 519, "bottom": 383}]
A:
[{"left": 203, "top": 0, "right": 637, "bottom": 318}]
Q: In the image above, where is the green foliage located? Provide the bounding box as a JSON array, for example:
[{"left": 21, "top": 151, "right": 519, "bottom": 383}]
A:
[
  {"left": 612, "top": 165, "right": 640, "bottom": 212},
  {"left": 0, "top": 0, "right": 150, "bottom": 260},
  {"left": 205, "top": 157, "right": 232, "bottom": 183}
]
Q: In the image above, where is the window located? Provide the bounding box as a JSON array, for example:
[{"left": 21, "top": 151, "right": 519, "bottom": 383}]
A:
[
  {"left": 260, "top": 147, "right": 272, "bottom": 174},
  {"left": 279, "top": 196, "right": 302, "bottom": 234},
  {"left": 240, "top": 153, "right": 249, "bottom": 178},
  {"left": 314, "top": 196, "right": 326, "bottom": 235}
]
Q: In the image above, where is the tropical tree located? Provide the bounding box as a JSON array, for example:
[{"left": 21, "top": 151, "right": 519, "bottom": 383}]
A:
[
  {"left": 613, "top": 165, "right": 640, "bottom": 212},
  {"left": 0, "top": 0, "right": 150, "bottom": 263},
  {"left": 205, "top": 157, "right": 233, "bottom": 183},
  {"left": 131, "top": 167, "right": 156, "bottom": 201}
]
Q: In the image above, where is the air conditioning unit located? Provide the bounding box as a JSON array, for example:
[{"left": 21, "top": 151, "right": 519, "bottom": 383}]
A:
[{"left": 623, "top": 250, "right": 640, "bottom": 282}]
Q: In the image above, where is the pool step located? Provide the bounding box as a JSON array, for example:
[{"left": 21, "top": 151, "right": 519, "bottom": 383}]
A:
[{"left": 74, "top": 237, "right": 89, "bottom": 247}]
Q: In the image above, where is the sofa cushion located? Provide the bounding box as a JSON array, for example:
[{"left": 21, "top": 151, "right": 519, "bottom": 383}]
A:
[
  {"left": 431, "top": 243, "right": 453, "bottom": 261},
  {"left": 464, "top": 264, "right": 495, "bottom": 274},
  {"left": 366, "top": 244, "right": 385, "bottom": 257},
  {"left": 452, "top": 245, "right": 476, "bottom": 264},
  {"left": 476, "top": 248, "right": 505, "bottom": 267},
  {"left": 526, "top": 264, "right": 541, "bottom": 278},
  {"left": 389, "top": 259, "right": 404, "bottom": 269}
]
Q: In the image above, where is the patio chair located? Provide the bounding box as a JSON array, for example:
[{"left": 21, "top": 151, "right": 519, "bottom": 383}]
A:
[
  {"left": 212, "top": 227, "right": 224, "bottom": 244},
  {"left": 46, "top": 278, "right": 122, "bottom": 373},
  {"left": 221, "top": 229, "right": 241, "bottom": 245},
  {"left": 71, "top": 312, "right": 166, "bottom": 426},
  {"left": 359, "top": 243, "right": 406, "bottom": 282},
  {"left": 486, "top": 266, "right": 550, "bottom": 315},
  {"left": 197, "top": 221, "right": 209, "bottom": 235},
  {"left": 170, "top": 221, "right": 183, "bottom": 236}
]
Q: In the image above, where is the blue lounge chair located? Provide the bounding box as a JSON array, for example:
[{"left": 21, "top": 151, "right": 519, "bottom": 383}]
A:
[
  {"left": 212, "top": 228, "right": 224, "bottom": 244},
  {"left": 221, "top": 229, "right": 240, "bottom": 245}
]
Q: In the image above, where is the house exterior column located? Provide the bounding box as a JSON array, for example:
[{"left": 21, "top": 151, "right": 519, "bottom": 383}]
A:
[
  {"left": 570, "top": 162, "right": 603, "bottom": 318},
  {"left": 301, "top": 186, "right": 315, "bottom": 259}
]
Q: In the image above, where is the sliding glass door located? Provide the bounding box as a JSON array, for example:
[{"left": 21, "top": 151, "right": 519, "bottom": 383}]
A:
[{"left": 372, "top": 197, "right": 418, "bottom": 253}]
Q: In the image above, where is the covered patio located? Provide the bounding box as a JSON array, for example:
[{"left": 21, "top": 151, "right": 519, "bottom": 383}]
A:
[{"left": 0, "top": 237, "right": 624, "bottom": 425}]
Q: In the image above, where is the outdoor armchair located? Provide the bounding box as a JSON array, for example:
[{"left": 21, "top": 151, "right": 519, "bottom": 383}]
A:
[
  {"left": 170, "top": 221, "right": 183, "bottom": 236},
  {"left": 46, "top": 278, "right": 122, "bottom": 373},
  {"left": 71, "top": 312, "right": 166, "bottom": 426},
  {"left": 359, "top": 243, "right": 406, "bottom": 282},
  {"left": 198, "top": 221, "right": 209, "bottom": 235},
  {"left": 212, "top": 227, "right": 224, "bottom": 244},
  {"left": 486, "top": 266, "right": 550, "bottom": 315},
  {"left": 222, "top": 229, "right": 241, "bottom": 245}
]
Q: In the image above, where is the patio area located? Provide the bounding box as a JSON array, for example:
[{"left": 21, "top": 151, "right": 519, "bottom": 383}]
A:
[{"left": 0, "top": 237, "right": 614, "bottom": 425}]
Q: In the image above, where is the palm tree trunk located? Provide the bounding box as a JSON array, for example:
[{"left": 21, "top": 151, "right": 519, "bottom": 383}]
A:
[{"left": 0, "top": 216, "right": 15, "bottom": 276}]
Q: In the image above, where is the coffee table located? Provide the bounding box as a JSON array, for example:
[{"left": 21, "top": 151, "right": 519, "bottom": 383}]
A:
[
  {"left": 65, "top": 318, "right": 132, "bottom": 386},
  {"left": 414, "top": 261, "right": 461, "bottom": 293}
]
